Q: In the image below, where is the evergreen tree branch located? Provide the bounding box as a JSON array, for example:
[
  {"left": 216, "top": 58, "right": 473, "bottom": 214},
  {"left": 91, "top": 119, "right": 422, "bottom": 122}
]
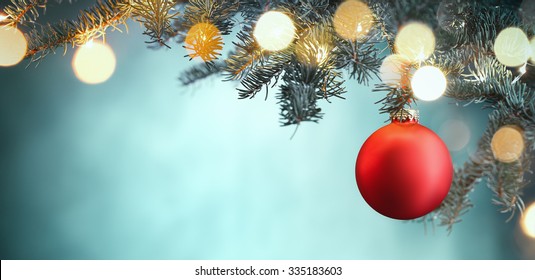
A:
[
  {"left": 179, "top": 60, "right": 225, "bottom": 86},
  {"left": 2, "top": 0, "right": 50, "bottom": 26},
  {"left": 24, "top": 0, "right": 132, "bottom": 61},
  {"left": 236, "top": 50, "right": 291, "bottom": 99},
  {"left": 2, "top": 0, "right": 534, "bottom": 232},
  {"left": 278, "top": 60, "right": 324, "bottom": 126},
  {"left": 129, "top": 0, "right": 180, "bottom": 48},
  {"left": 333, "top": 35, "right": 382, "bottom": 86},
  {"left": 224, "top": 24, "right": 264, "bottom": 81},
  {"left": 181, "top": 0, "right": 239, "bottom": 37}
]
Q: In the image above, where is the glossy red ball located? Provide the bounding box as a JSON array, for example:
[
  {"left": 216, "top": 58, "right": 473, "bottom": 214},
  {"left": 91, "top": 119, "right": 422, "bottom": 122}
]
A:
[{"left": 355, "top": 121, "right": 453, "bottom": 220}]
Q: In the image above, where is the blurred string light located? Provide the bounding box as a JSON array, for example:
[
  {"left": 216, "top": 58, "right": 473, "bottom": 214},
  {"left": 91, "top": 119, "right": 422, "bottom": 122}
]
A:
[
  {"left": 439, "top": 120, "right": 471, "bottom": 152},
  {"left": 184, "top": 22, "right": 223, "bottom": 62},
  {"left": 253, "top": 11, "right": 295, "bottom": 51},
  {"left": 0, "top": 25, "right": 28, "bottom": 67},
  {"left": 521, "top": 202, "right": 535, "bottom": 239},
  {"left": 493, "top": 27, "right": 530, "bottom": 67},
  {"left": 410, "top": 66, "right": 447, "bottom": 101},
  {"left": 491, "top": 125, "right": 525, "bottom": 163},
  {"left": 0, "top": 12, "right": 7, "bottom": 22},
  {"left": 394, "top": 22, "right": 435, "bottom": 62},
  {"left": 313, "top": 45, "right": 330, "bottom": 66},
  {"left": 72, "top": 40, "right": 116, "bottom": 84},
  {"left": 295, "top": 28, "right": 333, "bottom": 66},
  {"left": 333, "top": 0, "right": 374, "bottom": 41},
  {"left": 379, "top": 54, "right": 411, "bottom": 86}
]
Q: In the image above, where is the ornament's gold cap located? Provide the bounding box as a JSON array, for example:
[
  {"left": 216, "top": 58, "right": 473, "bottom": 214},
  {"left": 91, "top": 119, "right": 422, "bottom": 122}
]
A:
[{"left": 391, "top": 109, "right": 419, "bottom": 123}]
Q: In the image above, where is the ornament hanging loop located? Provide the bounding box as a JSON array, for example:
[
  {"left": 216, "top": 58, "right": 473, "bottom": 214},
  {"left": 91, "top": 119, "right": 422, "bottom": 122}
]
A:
[{"left": 390, "top": 109, "right": 419, "bottom": 123}]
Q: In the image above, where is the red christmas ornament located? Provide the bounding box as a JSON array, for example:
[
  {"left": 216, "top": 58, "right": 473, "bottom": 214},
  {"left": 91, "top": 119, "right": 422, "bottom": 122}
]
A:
[{"left": 355, "top": 109, "right": 453, "bottom": 220}]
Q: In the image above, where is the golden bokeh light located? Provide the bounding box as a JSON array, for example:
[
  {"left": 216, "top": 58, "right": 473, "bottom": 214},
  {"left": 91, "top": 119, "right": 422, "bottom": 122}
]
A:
[
  {"left": 333, "top": 0, "right": 374, "bottom": 41},
  {"left": 253, "top": 11, "right": 295, "bottom": 51},
  {"left": 394, "top": 22, "right": 435, "bottom": 62},
  {"left": 72, "top": 41, "right": 116, "bottom": 84},
  {"left": 314, "top": 46, "right": 330, "bottom": 65},
  {"left": 296, "top": 42, "right": 331, "bottom": 66},
  {"left": 0, "top": 25, "right": 28, "bottom": 67},
  {"left": 184, "top": 22, "right": 223, "bottom": 62},
  {"left": 379, "top": 54, "right": 411, "bottom": 86},
  {"left": 410, "top": 66, "right": 447, "bottom": 101},
  {"left": 295, "top": 28, "right": 333, "bottom": 66},
  {"left": 494, "top": 27, "right": 530, "bottom": 67},
  {"left": 491, "top": 125, "right": 525, "bottom": 163},
  {"left": 521, "top": 202, "right": 535, "bottom": 239}
]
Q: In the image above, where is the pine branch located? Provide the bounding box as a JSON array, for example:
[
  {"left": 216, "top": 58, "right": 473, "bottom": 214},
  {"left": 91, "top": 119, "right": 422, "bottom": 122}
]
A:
[
  {"left": 373, "top": 84, "right": 415, "bottom": 117},
  {"left": 446, "top": 55, "right": 531, "bottom": 105},
  {"left": 426, "top": 49, "right": 468, "bottom": 76},
  {"left": 235, "top": 50, "right": 291, "bottom": 99},
  {"left": 333, "top": 35, "right": 382, "bottom": 86},
  {"left": 437, "top": 156, "right": 487, "bottom": 232},
  {"left": 436, "top": 96, "right": 535, "bottom": 232},
  {"left": 181, "top": 0, "right": 239, "bottom": 36},
  {"left": 179, "top": 60, "right": 225, "bottom": 86},
  {"left": 370, "top": 0, "right": 438, "bottom": 36},
  {"left": 294, "top": 23, "right": 346, "bottom": 100},
  {"left": 2, "top": 0, "right": 534, "bottom": 233},
  {"left": 129, "top": 0, "right": 180, "bottom": 48},
  {"left": 368, "top": 1, "right": 395, "bottom": 50},
  {"left": 2, "top": 0, "right": 49, "bottom": 26},
  {"left": 442, "top": 3, "right": 522, "bottom": 51},
  {"left": 287, "top": 0, "right": 337, "bottom": 25},
  {"left": 278, "top": 62, "right": 323, "bottom": 126},
  {"left": 237, "top": 0, "right": 276, "bottom": 22},
  {"left": 488, "top": 160, "right": 528, "bottom": 221},
  {"left": 24, "top": 0, "right": 132, "bottom": 61},
  {"left": 436, "top": 127, "right": 493, "bottom": 232},
  {"left": 383, "top": 0, "right": 438, "bottom": 26},
  {"left": 275, "top": 23, "right": 342, "bottom": 125},
  {"left": 224, "top": 24, "right": 263, "bottom": 81}
]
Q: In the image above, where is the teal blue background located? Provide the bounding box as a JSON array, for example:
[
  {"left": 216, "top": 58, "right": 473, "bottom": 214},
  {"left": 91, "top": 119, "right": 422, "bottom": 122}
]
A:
[{"left": 1, "top": 2, "right": 534, "bottom": 260}]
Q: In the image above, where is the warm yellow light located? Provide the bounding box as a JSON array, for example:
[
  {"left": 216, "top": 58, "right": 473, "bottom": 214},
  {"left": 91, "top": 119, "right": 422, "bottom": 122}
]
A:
[
  {"left": 394, "top": 22, "right": 435, "bottom": 62},
  {"left": 521, "top": 202, "right": 535, "bottom": 239},
  {"left": 295, "top": 27, "right": 333, "bottom": 66},
  {"left": 410, "top": 66, "right": 446, "bottom": 101},
  {"left": 379, "top": 54, "right": 411, "bottom": 86},
  {"left": 333, "top": 0, "right": 374, "bottom": 41},
  {"left": 72, "top": 41, "right": 116, "bottom": 84},
  {"left": 494, "top": 27, "right": 530, "bottom": 67},
  {"left": 0, "top": 25, "right": 28, "bottom": 67},
  {"left": 0, "top": 13, "right": 7, "bottom": 22},
  {"left": 185, "top": 22, "right": 223, "bottom": 62},
  {"left": 253, "top": 11, "right": 295, "bottom": 51},
  {"left": 313, "top": 45, "right": 330, "bottom": 65},
  {"left": 491, "top": 125, "right": 525, "bottom": 163}
]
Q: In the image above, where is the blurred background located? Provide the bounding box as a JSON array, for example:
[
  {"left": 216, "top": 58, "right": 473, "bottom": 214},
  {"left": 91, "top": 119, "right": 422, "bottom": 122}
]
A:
[{"left": 0, "top": 1, "right": 534, "bottom": 259}]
